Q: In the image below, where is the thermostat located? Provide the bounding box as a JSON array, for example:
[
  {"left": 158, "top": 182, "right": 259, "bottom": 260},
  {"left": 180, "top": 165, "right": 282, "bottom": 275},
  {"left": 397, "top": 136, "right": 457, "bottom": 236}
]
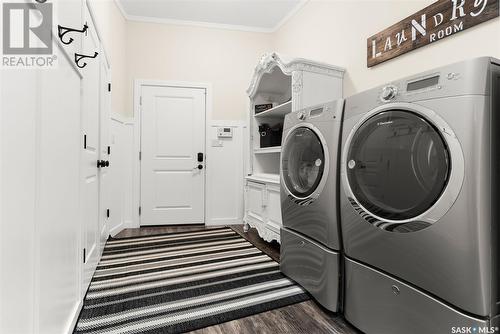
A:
[{"left": 217, "top": 127, "right": 233, "bottom": 138}]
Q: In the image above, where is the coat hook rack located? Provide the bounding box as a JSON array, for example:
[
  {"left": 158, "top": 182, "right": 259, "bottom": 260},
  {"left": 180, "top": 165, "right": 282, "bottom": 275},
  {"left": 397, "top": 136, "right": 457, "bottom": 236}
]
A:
[
  {"left": 58, "top": 24, "right": 88, "bottom": 45},
  {"left": 74, "top": 52, "right": 98, "bottom": 69}
]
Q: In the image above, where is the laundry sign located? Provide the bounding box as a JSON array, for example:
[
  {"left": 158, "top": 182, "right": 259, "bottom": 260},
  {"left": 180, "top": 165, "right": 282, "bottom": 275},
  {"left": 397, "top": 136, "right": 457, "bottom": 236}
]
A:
[{"left": 367, "top": 0, "right": 499, "bottom": 67}]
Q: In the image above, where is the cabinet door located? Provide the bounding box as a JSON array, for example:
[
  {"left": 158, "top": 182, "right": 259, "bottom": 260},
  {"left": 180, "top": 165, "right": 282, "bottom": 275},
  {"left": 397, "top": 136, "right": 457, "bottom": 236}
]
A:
[
  {"left": 38, "top": 41, "right": 82, "bottom": 334},
  {"left": 264, "top": 183, "right": 282, "bottom": 237},
  {"left": 81, "top": 3, "right": 101, "bottom": 295},
  {"left": 98, "top": 54, "right": 111, "bottom": 251},
  {"left": 246, "top": 181, "right": 266, "bottom": 222}
]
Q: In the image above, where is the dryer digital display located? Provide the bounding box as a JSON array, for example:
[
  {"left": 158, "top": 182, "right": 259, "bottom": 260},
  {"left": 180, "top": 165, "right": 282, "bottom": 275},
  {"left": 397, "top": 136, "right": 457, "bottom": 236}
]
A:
[{"left": 407, "top": 75, "right": 439, "bottom": 91}]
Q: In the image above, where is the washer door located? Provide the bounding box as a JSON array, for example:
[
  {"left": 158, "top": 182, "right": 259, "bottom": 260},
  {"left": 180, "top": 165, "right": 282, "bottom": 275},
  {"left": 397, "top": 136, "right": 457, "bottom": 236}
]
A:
[
  {"left": 282, "top": 126, "right": 328, "bottom": 204},
  {"left": 346, "top": 110, "right": 450, "bottom": 222}
]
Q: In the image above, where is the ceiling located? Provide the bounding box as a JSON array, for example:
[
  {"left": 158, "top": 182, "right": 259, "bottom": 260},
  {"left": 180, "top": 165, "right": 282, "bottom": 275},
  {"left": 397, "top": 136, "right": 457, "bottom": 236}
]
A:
[{"left": 116, "top": 0, "right": 306, "bottom": 32}]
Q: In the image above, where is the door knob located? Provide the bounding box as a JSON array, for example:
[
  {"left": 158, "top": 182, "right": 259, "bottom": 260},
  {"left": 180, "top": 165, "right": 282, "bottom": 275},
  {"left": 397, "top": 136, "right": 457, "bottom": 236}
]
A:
[
  {"left": 197, "top": 164, "right": 203, "bottom": 170},
  {"left": 97, "top": 160, "right": 108, "bottom": 168}
]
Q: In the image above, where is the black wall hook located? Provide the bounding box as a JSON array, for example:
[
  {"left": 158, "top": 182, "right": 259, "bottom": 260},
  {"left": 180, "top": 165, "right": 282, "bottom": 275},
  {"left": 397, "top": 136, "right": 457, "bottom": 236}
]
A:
[
  {"left": 58, "top": 24, "right": 88, "bottom": 45},
  {"left": 75, "top": 52, "right": 98, "bottom": 69}
]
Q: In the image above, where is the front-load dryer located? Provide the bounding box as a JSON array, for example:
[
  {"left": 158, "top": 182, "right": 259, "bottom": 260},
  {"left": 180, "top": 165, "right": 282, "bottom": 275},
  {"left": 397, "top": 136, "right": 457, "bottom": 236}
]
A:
[
  {"left": 280, "top": 100, "right": 344, "bottom": 312},
  {"left": 340, "top": 57, "right": 500, "bottom": 333}
]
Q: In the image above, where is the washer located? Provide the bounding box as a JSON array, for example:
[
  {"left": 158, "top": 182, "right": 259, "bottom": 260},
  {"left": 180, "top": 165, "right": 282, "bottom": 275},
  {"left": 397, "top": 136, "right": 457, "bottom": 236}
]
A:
[
  {"left": 340, "top": 57, "right": 500, "bottom": 333},
  {"left": 280, "top": 100, "right": 344, "bottom": 312}
]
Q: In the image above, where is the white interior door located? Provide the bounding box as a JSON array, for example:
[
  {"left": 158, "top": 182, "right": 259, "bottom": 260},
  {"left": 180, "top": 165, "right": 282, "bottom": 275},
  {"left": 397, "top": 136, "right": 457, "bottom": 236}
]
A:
[
  {"left": 98, "top": 55, "right": 111, "bottom": 251},
  {"left": 140, "top": 85, "right": 206, "bottom": 226},
  {"left": 81, "top": 5, "right": 100, "bottom": 293}
]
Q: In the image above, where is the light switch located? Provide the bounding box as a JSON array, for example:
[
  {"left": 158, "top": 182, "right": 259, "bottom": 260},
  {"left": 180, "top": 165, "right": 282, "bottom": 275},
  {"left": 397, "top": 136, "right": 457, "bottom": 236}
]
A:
[{"left": 212, "top": 139, "right": 223, "bottom": 147}]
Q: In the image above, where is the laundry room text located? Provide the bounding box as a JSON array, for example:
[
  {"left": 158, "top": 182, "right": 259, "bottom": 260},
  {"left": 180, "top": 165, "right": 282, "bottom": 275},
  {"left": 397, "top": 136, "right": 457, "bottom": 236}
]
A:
[{"left": 367, "top": 0, "right": 499, "bottom": 67}]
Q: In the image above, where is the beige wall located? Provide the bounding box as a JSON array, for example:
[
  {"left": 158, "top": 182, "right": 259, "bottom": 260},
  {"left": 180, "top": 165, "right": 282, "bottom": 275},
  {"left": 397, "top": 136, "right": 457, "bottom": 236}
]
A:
[
  {"left": 125, "top": 22, "right": 273, "bottom": 119},
  {"left": 95, "top": 0, "right": 500, "bottom": 118},
  {"left": 89, "top": 0, "right": 128, "bottom": 116},
  {"left": 273, "top": 0, "right": 500, "bottom": 97}
]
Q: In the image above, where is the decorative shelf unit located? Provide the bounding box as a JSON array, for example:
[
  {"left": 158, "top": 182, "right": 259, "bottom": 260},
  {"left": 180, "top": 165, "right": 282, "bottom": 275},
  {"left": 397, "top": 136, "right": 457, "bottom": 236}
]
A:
[{"left": 244, "top": 52, "right": 345, "bottom": 243}]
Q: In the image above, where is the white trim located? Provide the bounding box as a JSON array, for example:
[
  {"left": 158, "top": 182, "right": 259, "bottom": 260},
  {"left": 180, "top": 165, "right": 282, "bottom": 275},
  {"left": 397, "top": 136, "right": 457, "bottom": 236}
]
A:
[
  {"left": 85, "top": 0, "right": 111, "bottom": 68},
  {"left": 110, "top": 112, "right": 133, "bottom": 125},
  {"left": 206, "top": 217, "right": 244, "bottom": 226},
  {"left": 112, "top": 0, "right": 129, "bottom": 21},
  {"left": 272, "top": 0, "right": 309, "bottom": 32},
  {"left": 124, "top": 15, "right": 274, "bottom": 33},
  {"left": 210, "top": 120, "right": 245, "bottom": 128},
  {"left": 65, "top": 300, "right": 83, "bottom": 334},
  {"left": 123, "top": 219, "right": 134, "bottom": 229},
  {"left": 112, "top": 0, "right": 308, "bottom": 33},
  {"left": 133, "top": 80, "right": 213, "bottom": 228},
  {"left": 108, "top": 221, "right": 124, "bottom": 237}
]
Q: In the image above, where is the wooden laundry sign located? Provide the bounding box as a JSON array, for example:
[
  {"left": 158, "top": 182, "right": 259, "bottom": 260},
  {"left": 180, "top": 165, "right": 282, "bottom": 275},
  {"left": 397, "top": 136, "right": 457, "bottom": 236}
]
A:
[{"left": 367, "top": 0, "right": 499, "bottom": 67}]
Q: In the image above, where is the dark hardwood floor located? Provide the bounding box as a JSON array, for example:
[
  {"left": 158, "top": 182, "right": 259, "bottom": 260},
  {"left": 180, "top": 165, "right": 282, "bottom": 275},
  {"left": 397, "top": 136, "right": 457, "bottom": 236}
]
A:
[{"left": 115, "top": 225, "right": 359, "bottom": 334}]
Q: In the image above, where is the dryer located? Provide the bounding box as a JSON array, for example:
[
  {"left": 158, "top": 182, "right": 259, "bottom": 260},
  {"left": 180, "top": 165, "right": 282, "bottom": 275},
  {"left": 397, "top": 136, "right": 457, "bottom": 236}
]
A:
[
  {"left": 280, "top": 100, "right": 344, "bottom": 312},
  {"left": 340, "top": 57, "right": 500, "bottom": 333}
]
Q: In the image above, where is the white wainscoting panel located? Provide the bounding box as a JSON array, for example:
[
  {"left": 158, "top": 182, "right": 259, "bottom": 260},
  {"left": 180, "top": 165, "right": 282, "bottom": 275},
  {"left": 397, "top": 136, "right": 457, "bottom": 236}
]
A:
[
  {"left": 206, "top": 121, "right": 246, "bottom": 226},
  {"left": 0, "top": 64, "right": 38, "bottom": 334},
  {"left": 109, "top": 115, "right": 135, "bottom": 236}
]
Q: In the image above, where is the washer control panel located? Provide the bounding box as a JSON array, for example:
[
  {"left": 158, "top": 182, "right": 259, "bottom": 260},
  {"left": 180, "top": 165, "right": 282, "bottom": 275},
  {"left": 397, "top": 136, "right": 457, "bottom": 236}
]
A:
[
  {"left": 297, "top": 111, "right": 307, "bottom": 121},
  {"left": 380, "top": 85, "right": 398, "bottom": 102}
]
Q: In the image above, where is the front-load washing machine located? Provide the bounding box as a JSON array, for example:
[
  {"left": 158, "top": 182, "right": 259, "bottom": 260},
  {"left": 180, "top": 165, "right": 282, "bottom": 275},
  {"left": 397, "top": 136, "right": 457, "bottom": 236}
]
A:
[
  {"left": 280, "top": 100, "right": 344, "bottom": 312},
  {"left": 340, "top": 57, "right": 500, "bottom": 333}
]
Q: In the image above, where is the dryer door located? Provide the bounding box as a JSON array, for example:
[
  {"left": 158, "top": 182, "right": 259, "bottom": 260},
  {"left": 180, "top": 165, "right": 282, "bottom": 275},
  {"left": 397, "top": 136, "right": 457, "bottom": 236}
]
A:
[
  {"left": 345, "top": 109, "right": 451, "bottom": 226},
  {"left": 281, "top": 125, "right": 329, "bottom": 205}
]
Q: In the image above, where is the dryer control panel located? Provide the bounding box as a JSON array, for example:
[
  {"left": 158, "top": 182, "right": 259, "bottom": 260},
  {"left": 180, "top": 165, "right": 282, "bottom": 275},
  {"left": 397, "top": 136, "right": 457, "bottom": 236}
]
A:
[{"left": 380, "top": 85, "right": 398, "bottom": 102}]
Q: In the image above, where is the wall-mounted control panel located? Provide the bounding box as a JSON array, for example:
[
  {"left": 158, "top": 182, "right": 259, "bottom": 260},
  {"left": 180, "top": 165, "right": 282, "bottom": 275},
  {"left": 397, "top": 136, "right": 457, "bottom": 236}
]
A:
[{"left": 217, "top": 127, "right": 233, "bottom": 138}]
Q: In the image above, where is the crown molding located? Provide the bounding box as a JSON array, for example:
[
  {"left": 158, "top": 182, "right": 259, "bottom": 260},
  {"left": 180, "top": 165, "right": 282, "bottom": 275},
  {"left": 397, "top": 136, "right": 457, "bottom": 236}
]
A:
[
  {"left": 113, "top": 0, "right": 129, "bottom": 21},
  {"left": 113, "top": 0, "right": 308, "bottom": 33},
  {"left": 271, "top": 0, "right": 308, "bottom": 32},
  {"left": 123, "top": 15, "right": 275, "bottom": 33}
]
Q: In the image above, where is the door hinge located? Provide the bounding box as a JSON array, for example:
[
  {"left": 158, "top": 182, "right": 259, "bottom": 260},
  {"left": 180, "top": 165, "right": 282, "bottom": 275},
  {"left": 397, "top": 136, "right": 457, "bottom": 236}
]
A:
[
  {"left": 83, "top": 248, "right": 86, "bottom": 263},
  {"left": 139, "top": 96, "right": 142, "bottom": 106},
  {"left": 107, "top": 146, "right": 111, "bottom": 155},
  {"left": 83, "top": 134, "right": 87, "bottom": 149},
  {"left": 108, "top": 83, "right": 111, "bottom": 92},
  {"left": 139, "top": 206, "right": 141, "bottom": 216},
  {"left": 139, "top": 151, "right": 142, "bottom": 160},
  {"left": 106, "top": 209, "right": 110, "bottom": 218}
]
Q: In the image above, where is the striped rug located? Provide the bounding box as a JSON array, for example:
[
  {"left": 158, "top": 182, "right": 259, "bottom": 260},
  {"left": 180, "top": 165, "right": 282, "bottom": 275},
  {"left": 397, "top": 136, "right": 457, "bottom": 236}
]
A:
[{"left": 74, "top": 227, "right": 309, "bottom": 334}]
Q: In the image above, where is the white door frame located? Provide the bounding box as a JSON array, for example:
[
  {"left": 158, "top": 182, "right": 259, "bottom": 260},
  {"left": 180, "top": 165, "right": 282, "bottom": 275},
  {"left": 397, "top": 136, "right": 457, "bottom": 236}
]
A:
[{"left": 132, "top": 80, "right": 212, "bottom": 227}]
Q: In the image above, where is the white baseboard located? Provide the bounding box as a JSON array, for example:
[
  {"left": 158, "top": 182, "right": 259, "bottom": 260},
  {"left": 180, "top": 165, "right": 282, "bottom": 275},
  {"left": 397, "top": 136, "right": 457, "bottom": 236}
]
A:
[
  {"left": 123, "top": 219, "right": 135, "bottom": 229},
  {"left": 206, "top": 217, "right": 243, "bottom": 226},
  {"left": 66, "top": 300, "right": 83, "bottom": 334},
  {"left": 108, "top": 221, "right": 124, "bottom": 237}
]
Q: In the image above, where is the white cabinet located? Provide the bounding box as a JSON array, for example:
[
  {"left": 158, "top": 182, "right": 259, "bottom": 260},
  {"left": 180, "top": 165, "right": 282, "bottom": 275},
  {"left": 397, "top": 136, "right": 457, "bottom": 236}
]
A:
[
  {"left": 244, "top": 178, "right": 283, "bottom": 243},
  {"left": 1, "top": 1, "right": 112, "bottom": 333},
  {"left": 246, "top": 180, "right": 266, "bottom": 223},
  {"left": 243, "top": 52, "right": 344, "bottom": 243}
]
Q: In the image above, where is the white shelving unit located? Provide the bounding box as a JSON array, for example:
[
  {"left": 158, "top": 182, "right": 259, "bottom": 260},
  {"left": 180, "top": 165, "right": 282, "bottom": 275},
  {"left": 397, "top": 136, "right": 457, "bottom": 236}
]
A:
[
  {"left": 254, "top": 146, "right": 282, "bottom": 154},
  {"left": 244, "top": 52, "right": 345, "bottom": 243},
  {"left": 254, "top": 101, "right": 292, "bottom": 118}
]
